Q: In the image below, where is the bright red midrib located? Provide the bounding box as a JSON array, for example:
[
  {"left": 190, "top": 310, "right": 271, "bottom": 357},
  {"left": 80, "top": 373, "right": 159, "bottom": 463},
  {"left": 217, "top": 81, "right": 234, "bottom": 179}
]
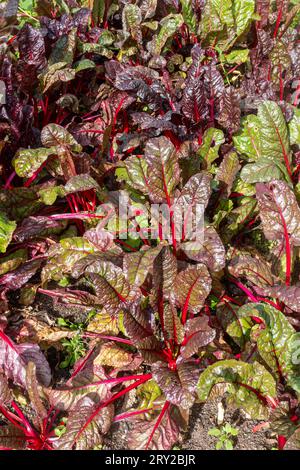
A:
[
  {"left": 181, "top": 276, "right": 199, "bottom": 324},
  {"left": 64, "top": 374, "right": 151, "bottom": 392},
  {"left": 273, "top": 1, "right": 284, "bottom": 39},
  {"left": 277, "top": 206, "right": 291, "bottom": 286},
  {"left": 145, "top": 400, "right": 170, "bottom": 450},
  {"left": 72, "top": 374, "right": 152, "bottom": 446}
]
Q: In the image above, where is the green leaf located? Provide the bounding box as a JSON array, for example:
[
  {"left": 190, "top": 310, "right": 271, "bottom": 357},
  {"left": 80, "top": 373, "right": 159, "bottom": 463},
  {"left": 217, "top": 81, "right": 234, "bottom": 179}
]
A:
[
  {"left": 199, "top": 128, "right": 225, "bottom": 168},
  {"left": 232, "top": 0, "right": 255, "bottom": 36},
  {"left": 208, "top": 428, "right": 221, "bottom": 437},
  {"left": 13, "top": 147, "right": 56, "bottom": 178},
  {"left": 200, "top": 0, "right": 234, "bottom": 37},
  {"left": 42, "top": 237, "right": 96, "bottom": 282},
  {"left": 180, "top": 0, "right": 197, "bottom": 34},
  {"left": 258, "top": 101, "right": 291, "bottom": 173},
  {"left": 49, "top": 28, "right": 76, "bottom": 66},
  {"left": 92, "top": 0, "right": 105, "bottom": 25},
  {"left": 0, "top": 212, "right": 17, "bottom": 253},
  {"left": 289, "top": 108, "right": 300, "bottom": 147},
  {"left": 240, "top": 159, "right": 286, "bottom": 184},
  {"left": 233, "top": 115, "right": 262, "bottom": 161},
  {"left": 0, "top": 249, "right": 27, "bottom": 275},
  {"left": 116, "top": 155, "right": 149, "bottom": 195},
  {"left": 73, "top": 59, "right": 96, "bottom": 74},
  {"left": 147, "top": 14, "right": 184, "bottom": 55},
  {"left": 224, "top": 439, "right": 233, "bottom": 450},
  {"left": 122, "top": 4, "right": 142, "bottom": 43},
  {"left": 224, "top": 49, "right": 249, "bottom": 64},
  {"left": 236, "top": 303, "right": 300, "bottom": 393},
  {"left": 197, "top": 359, "right": 277, "bottom": 419}
]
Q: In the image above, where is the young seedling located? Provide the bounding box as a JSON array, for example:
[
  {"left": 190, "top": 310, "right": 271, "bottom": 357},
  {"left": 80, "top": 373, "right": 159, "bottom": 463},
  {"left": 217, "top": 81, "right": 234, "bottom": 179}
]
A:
[{"left": 208, "top": 423, "right": 239, "bottom": 450}]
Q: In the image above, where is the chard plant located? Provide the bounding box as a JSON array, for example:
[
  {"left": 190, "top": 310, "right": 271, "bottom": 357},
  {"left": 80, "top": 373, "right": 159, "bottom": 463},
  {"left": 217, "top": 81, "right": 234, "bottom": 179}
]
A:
[{"left": 0, "top": 0, "right": 299, "bottom": 451}]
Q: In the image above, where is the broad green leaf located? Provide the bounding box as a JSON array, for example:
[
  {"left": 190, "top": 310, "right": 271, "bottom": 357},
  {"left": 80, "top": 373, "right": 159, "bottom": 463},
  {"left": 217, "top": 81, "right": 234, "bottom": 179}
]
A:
[
  {"left": 236, "top": 303, "right": 300, "bottom": 393},
  {"left": 224, "top": 49, "right": 249, "bottom": 64},
  {"left": 73, "top": 59, "right": 96, "bottom": 74},
  {"left": 0, "top": 212, "right": 16, "bottom": 253},
  {"left": 116, "top": 155, "right": 149, "bottom": 194},
  {"left": 200, "top": 0, "right": 234, "bottom": 37},
  {"left": 199, "top": 128, "right": 225, "bottom": 168},
  {"left": 240, "top": 159, "right": 286, "bottom": 184},
  {"left": 233, "top": 115, "right": 262, "bottom": 161},
  {"left": 147, "top": 14, "right": 184, "bottom": 55},
  {"left": 258, "top": 101, "right": 291, "bottom": 173},
  {"left": 197, "top": 359, "right": 277, "bottom": 419},
  {"left": 232, "top": 0, "right": 255, "bottom": 36},
  {"left": 13, "top": 147, "right": 56, "bottom": 178},
  {"left": 42, "top": 237, "right": 96, "bottom": 282},
  {"left": 180, "top": 0, "right": 197, "bottom": 34}
]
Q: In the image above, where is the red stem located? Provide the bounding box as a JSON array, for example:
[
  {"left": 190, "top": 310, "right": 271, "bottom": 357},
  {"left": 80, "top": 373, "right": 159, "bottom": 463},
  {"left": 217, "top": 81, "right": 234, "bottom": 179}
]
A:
[{"left": 145, "top": 401, "right": 170, "bottom": 450}]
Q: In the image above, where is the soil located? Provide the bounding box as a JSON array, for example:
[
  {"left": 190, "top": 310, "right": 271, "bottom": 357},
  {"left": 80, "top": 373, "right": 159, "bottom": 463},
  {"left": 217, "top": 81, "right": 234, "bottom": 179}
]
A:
[{"left": 5, "top": 294, "right": 277, "bottom": 451}]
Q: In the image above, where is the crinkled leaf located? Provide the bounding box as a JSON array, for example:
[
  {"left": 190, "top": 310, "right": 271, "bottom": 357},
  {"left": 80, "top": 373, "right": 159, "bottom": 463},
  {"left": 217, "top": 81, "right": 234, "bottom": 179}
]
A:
[
  {"left": 84, "top": 266, "right": 131, "bottom": 316},
  {"left": 163, "top": 303, "right": 184, "bottom": 345},
  {"left": 182, "top": 226, "right": 226, "bottom": 272},
  {"left": 124, "top": 244, "right": 163, "bottom": 287},
  {"left": 181, "top": 45, "right": 207, "bottom": 124},
  {"left": 216, "top": 151, "right": 240, "bottom": 197},
  {"left": 181, "top": 317, "right": 216, "bottom": 359},
  {"left": 144, "top": 136, "right": 180, "bottom": 203},
  {"left": 233, "top": 115, "right": 262, "bottom": 160},
  {"left": 173, "top": 264, "right": 211, "bottom": 315},
  {"left": 236, "top": 303, "right": 300, "bottom": 392},
  {"left": 152, "top": 360, "right": 199, "bottom": 408},
  {"left": 41, "top": 124, "right": 82, "bottom": 153},
  {"left": 13, "top": 147, "right": 56, "bottom": 178},
  {"left": 257, "top": 101, "right": 291, "bottom": 173},
  {"left": 147, "top": 14, "right": 183, "bottom": 55},
  {"left": 217, "top": 86, "right": 241, "bottom": 134},
  {"left": 229, "top": 252, "right": 274, "bottom": 287},
  {"left": 57, "top": 396, "right": 114, "bottom": 450},
  {"left": 256, "top": 180, "right": 300, "bottom": 245},
  {"left": 0, "top": 373, "right": 11, "bottom": 405},
  {"left": 197, "top": 359, "right": 277, "bottom": 419}
]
